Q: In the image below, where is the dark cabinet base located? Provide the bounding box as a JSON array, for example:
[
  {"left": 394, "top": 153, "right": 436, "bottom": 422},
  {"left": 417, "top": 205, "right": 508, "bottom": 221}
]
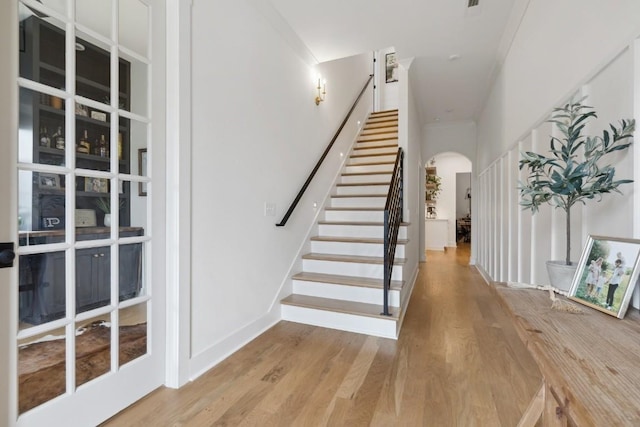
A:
[{"left": 19, "top": 228, "right": 143, "bottom": 325}]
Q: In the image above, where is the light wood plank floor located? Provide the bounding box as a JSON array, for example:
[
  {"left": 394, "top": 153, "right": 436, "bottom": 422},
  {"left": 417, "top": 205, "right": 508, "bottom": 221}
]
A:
[{"left": 103, "top": 244, "right": 541, "bottom": 426}]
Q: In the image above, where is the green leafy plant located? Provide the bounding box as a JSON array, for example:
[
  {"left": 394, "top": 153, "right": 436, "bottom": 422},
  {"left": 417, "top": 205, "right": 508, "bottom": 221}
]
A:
[
  {"left": 519, "top": 99, "right": 635, "bottom": 265},
  {"left": 426, "top": 174, "right": 442, "bottom": 201},
  {"left": 95, "top": 197, "right": 124, "bottom": 214}
]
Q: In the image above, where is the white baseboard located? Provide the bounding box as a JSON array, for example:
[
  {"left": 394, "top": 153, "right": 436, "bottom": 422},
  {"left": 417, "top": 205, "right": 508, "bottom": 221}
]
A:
[{"left": 188, "top": 309, "right": 280, "bottom": 382}]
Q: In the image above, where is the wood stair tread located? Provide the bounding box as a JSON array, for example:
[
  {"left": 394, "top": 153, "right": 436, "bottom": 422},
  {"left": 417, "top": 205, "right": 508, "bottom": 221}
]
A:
[
  {"left": 281, "top": 294, "right": 400, "bottom": 320},
  {"left": 310, "top": 235, "right": 409, "bottom": 245},
  {"left": 350, "top": 152, "right": 396, "bottom": 159},
  {"left": 356, "top": 137, "right": 399, "bottom": 143},
  {"left": 346, "top": 160, "right": 395, "bottom": 167},
  {"left": 292, "top": 271, "right": 404, "bottom": 290},
  {"left": 354, "top": 144, "right": 398, "bottom": 150}
]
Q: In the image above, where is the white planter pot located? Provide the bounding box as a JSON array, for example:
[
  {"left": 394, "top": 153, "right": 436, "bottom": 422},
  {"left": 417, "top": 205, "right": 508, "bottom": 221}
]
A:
[
  {"left": 546, "top": 260, "right": 578, "bottom": 293},
  {"left": 104, "top": 213, "right": 111, "bottom": 227}
]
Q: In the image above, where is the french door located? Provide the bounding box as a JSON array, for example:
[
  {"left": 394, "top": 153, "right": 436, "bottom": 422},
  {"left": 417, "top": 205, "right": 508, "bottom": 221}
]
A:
[{"left": 1, "top": 1, "right": 166, "bottom": 425}]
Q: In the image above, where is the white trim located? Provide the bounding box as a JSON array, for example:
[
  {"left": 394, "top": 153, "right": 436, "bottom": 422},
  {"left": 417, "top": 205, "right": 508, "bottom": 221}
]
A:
[{"left": 164, "top": 0, "right": 192, "bottom": 389}]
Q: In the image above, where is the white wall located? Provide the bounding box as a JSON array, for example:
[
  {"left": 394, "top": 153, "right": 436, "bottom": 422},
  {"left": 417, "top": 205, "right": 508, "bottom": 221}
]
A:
[
  {"left": 189, "top": 0, "right": 372, "bottom": 377},
  {"left": 377, "top": 47, "right": 400, "bottom": 111},
  {"left": 427, "top": 153, "right": 472, "bottom": 247},
  {"left": 475, "top": 1, "right": 640, "bottom": 308},
  {"left": 398, "top": 58, "right": 421, "bottom": 285},
  {"left": 477, "top": 0, "right": 640, "bottom": 172}
]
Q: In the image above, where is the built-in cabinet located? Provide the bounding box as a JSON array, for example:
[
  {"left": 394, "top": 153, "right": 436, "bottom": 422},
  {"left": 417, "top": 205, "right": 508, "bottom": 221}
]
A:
[
  {"left": 19, "top": 228, "right": 143, "bottom": 325},
  {"left": 20, "top": 16, "right": 132, "bottom": 230}
]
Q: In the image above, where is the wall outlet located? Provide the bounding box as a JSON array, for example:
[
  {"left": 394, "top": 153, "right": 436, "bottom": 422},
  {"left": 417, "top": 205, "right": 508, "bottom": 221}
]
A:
[{"left": 264, "top": 202, "right": 276, "bottom": 217}]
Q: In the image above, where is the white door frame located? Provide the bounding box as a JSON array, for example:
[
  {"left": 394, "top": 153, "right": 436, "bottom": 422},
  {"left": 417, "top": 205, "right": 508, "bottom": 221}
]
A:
[{"left": 1, "top": 1, "right": 20, "bottom": 425}]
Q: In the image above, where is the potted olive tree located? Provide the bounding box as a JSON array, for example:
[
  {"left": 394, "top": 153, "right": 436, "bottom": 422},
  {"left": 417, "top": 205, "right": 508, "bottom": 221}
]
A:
[{"left": 519, "top": 99, "right": 635, "bottom": 290}]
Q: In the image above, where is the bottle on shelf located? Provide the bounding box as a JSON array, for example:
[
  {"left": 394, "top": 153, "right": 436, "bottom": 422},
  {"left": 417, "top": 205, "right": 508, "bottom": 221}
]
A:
[
  {"left": 118, "top": 133, "right": 123, "bottom": 160},
  {"left": 98, "top": 134, "right": 108, "bottom": 157},
  {"left": 39, "top": 126, "right": 50, "bottom": 148},
  {"left": 78, "top": 129, "right": 91, "bottom": 154},
  {"left": 52, "top": 126, "right": 65, "bottom": 150}
]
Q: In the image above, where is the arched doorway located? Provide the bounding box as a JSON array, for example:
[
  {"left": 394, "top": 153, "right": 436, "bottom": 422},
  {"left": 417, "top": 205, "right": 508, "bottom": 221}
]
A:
[{"left": 424, "top": 152, "right": 472, "bottom": 260}]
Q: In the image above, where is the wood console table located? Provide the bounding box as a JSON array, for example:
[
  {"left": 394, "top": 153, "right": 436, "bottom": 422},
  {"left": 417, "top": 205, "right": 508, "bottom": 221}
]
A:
[{"left": 492, "top": 282, "right": 640, "bottom": 426}]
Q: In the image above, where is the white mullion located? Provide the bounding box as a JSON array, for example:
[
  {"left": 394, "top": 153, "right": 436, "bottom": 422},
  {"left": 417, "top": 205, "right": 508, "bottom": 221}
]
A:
[
  {"left": 75, "top": 239, "right": 116, "bottom": 250},
  {"left": 65, "top": 0, "right": 77, "bottom": 396},
  {"left": 119, "top": 109, "right": 150, "bottom": 123},
  {"left": 111, "top": 0, "right": 120, "bottom": 373},
  {"left": 119, "top": 173, "right": 150, "bottom": 183},
  {"left": 16, "top": 162, "right": 70, "bottom": 174},
  {"left": 17, "top": 242, "right": 70, "bottom": 255},
  {"left": 118, "top": 294, "right": 151, "bottom": 310},
  {"left": 75, "top": 305, "right": 115, "bottom": 324},
  {"left": 74, "top": 95, "right": 115, "bottom": 115},
  {"left": 16, "top": 317, "right": 72, "bottom": 341},
  {"left": 21, "top": 0, "right": 69, "bottom": 24},
  {"left": 118, "top": 235, "right": 151, "bottom": 245},
  {"left": 75, "top": 168, "right": 115, "bottom": 179},
  {"left": 119, "top": 45, "right": 150, "bottom": 66},
  {"left": 17, "top": 77, "right": 68, "bottom": 99},
  {"left": 74, "top": 23, "right": 115, "bottom": 52}
]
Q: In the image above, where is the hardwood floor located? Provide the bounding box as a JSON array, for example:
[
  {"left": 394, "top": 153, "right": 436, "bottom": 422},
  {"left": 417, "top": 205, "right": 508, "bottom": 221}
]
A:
[{"left": 103, "top": 244, "right": 541, "bottom": 426}]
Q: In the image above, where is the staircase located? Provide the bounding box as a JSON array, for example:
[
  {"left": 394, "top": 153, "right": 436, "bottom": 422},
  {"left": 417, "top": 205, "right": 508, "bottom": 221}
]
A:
[{"left": 281, "top": 110, "right": 413, "bottom": 339}]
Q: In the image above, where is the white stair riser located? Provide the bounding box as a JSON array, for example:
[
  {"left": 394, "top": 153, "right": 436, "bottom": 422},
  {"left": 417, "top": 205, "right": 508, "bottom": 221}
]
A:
[
  {"left": 341, "top": 173, "right": 392, "bottom": 184},
  {"left": 281, "top": 305, "right": 397, "bottom": 339},
  {"left": 360, "top": 128, "right": 397, "bottom": 136},
  {"left": 358, "top": 133, "right": 398, "bottom": 141},
  {"left": 367, "top": 117, "right": 398, "bottom": 124},
  {"left": 353, "top": 146, "right": 398, "bottom": 156},
  {"left": 310, "top": 240, "right": 406, "bottom": 258},
  {"left": 324, "top": 209, "right": 385, "bottom": 222},
  {"left": 335, "top": 185, "right": 389, "bottom": 196},
  {"left": 354, "top": 141, "right": 398, "bottom": 151},
  {"left": 302, "top": 259, "right": 404, "bottom": 280},
  {"left": 344, "top": 164, "right": 394, "bottom": 174},
  {"left": 349, "top": 154, "right": 397, "bottom": 164},
  {"left": 318, "top": 224, "right": 408, "bottom": 239},
  {"left": 292, "top": 280, "right": 401, "bottom": 307},
  {"left": 330, "top": 196, "right": 386, "bottom": 208}
]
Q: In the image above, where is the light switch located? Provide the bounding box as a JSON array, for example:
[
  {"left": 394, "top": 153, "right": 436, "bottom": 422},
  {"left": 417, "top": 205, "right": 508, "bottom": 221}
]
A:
[{"left": 264, "top": 202, "right": 276, "bottom": 217}]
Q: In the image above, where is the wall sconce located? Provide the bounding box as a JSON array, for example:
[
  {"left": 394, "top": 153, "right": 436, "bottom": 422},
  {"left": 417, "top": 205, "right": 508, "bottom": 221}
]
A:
[{"left": 315, "top": 76, "right": 326, "bottom": 105}]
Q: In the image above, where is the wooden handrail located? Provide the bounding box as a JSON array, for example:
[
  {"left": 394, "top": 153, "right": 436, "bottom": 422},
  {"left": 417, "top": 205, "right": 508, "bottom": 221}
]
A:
[{"left": 276, "top": 74, "right": 374, "bottom": 227}]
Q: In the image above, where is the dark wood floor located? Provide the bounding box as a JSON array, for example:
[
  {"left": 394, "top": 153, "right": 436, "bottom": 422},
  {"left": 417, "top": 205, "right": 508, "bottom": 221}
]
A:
[{"left": 103, "top": 244, "right": 541, "bottom": 426}]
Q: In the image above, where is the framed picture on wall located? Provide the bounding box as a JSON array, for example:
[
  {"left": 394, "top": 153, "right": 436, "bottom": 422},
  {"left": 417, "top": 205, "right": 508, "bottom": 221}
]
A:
[
  {"left": 568, "top": 235, "right": 640, "bottom": 319},
  {"left": 385, "top": 52, "right": 398, "bottom": 83}
]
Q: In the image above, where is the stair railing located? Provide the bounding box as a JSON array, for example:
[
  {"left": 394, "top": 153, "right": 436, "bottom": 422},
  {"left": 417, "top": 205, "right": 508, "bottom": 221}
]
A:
[
  {"left": 276, "top": 74, "right": 374, "bottom": 227},
  {"left": 382, "top": 147, "right": 404, "bottom": 316}
]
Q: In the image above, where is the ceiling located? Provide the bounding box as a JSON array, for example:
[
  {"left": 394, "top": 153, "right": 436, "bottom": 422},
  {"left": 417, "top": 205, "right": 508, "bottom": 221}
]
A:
[{"left": 269, "top": 0, "right": 525, "bottom": 126}]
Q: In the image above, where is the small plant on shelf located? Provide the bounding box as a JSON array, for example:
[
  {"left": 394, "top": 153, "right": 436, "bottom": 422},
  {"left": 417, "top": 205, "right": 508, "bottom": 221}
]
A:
[{"left": 95, "top": 197, "right": 124, "bottom": 214}]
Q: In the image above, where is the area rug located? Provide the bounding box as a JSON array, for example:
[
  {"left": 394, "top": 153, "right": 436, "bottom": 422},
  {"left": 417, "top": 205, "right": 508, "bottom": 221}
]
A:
[{"left": 18, "top": 321, "right": 147, "bottom": 414}]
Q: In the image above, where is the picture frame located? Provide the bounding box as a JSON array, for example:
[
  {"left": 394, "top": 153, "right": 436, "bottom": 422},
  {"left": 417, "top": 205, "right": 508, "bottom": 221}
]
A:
[
  {"left": 90, "top": 110, "right": 107, "bottom": 122},
  {"left": 138, "top": 148, "right": 147, "bottom": 196},
  {"left": 38, "top": 173, "right": 61, "bottom": 189},
  {"left": 84, "top": 177, "right": 108, "bottom": 193},
  {"left": 568, "top": 235, "right": 640, "bottom": 319},
  {"left": 385, "top": 52, "right": 398, "bottom": 83}
]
